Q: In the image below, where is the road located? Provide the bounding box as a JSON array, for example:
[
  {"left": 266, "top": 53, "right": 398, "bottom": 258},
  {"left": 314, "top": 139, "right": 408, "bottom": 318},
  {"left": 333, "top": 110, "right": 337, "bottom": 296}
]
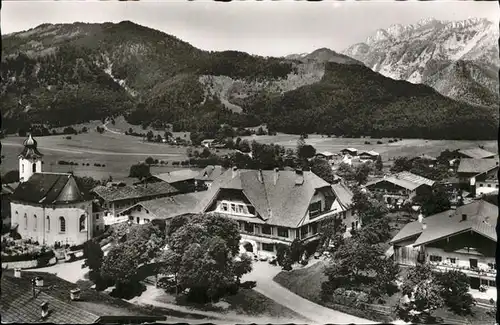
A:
[{"left": 242, "top": 261, "right": 377, "bottom": 325}]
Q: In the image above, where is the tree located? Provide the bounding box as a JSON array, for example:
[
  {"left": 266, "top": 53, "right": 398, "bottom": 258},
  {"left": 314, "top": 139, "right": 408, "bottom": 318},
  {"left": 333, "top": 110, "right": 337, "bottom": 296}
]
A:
[
  {"left": 435, "top": 270, "right": 474, "bottom": 315},
  {"left": 414, "top": 184, "right": 451, "bottom": 216},
  {"left": 74, "top": 176, "right": 101, "bottom": 193},
  {"left": 164, "top": 131, "right": 173, "bottom": 140},
  {"left": 146, "top": 130, "right": 154, "bottom": 142},
  {"left": 256, "top": 127, "right": 266, "bottom": 136},
  {"left": 354, "top": 163, "right": 371, "bottom": 185},
  {"left": 289, "top": 239, "right": 305, "bottom": 263},
  {"left": 164, "top": 214, "right": 251, "bottom": 302},
  {"left": 186, "top": 147, "right": 193, "bottom": 158},
  {"left": 2, "top": 170, "right": 19, "bottom": 184},
  {"left": 375, "top": 155, "right": 383, "bottom": 172},
  {"left": 238, "top": 140, "right": 251, "bottom": 153},
  {"left": 101, "top": 243, "right": 141, "bottom": 291},
  {"left": 296, "top": 135, "right": 306, "bottom": 151},
  {"left": 200, "top": 147, "right": 211, "bottom": 158},
  {"left": 352, "top": 216, "right": 392, "bottom": 245},
  {"left": 336, "top": 162, "right": 355, "bottom": 181},
  {"left": 310, "top": 158, "right": 336, "bottom": 183},
  {"left": 81, "top": 126, "right": 88, "bottom": 133},
  {"left": 391, "top": 157, "right": 412, "bottom": 173},
  {"left": 318, "top": 216, "right": 346, "bottom": 250},
  {"left": 129, "top": 163, "right": 151, "bottom": 183},
  {"left": 321, "top": 237, "right": 399, "bottom": 299},
  {"left": 96, "top": 126, "right": 105, "bottom": 134},
  {"left": 233, "top": 253, "right": 253, "bottom": 285},
  {"left": 145, "top": 156, "right": 155, "bottom": 165},
  {"left": 398, "top": 263, "right": 444, "bottom": 323},
  {"left": 83, "top": 239, "right": 105, "bottom": 287},
  {"left": 155, "top": 134, "right": 162, "bottom": 142},
  {"left": 297, "top": 145, "right": 316, "bottom": 160}
]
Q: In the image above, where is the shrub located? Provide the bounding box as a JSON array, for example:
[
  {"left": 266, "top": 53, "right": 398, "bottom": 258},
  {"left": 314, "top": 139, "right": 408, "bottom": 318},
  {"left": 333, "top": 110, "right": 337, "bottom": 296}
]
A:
[
  {"left": 364, "top": 141, "right": 371, "bottom": 145},
  {"left": 66, "top": 136, "right": 72, "bottom": 140},
  {"left": 376, "top": 141, "right": 383, "bottom": 144}
]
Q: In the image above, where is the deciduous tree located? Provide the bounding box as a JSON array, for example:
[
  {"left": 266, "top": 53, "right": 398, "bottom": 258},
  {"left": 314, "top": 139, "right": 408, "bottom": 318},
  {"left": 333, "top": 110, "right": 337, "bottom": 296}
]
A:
[{"left": 310, "top": 157, "right": 336, "bottom": 183}]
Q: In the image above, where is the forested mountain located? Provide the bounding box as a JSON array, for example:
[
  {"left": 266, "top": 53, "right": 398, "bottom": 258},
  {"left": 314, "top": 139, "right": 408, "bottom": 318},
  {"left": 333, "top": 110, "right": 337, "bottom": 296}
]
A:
[{"left": 1, "top": 21, "right": 497, "bottom": 139}]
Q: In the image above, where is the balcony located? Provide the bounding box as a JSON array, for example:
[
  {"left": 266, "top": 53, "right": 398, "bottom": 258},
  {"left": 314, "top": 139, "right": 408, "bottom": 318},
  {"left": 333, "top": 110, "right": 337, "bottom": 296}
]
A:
[
  {"left": 430, "top": 262, "right": 496, "bottom": 279},
  {"left": 240, "top": 232, "right": 292, "bottom": 245}
]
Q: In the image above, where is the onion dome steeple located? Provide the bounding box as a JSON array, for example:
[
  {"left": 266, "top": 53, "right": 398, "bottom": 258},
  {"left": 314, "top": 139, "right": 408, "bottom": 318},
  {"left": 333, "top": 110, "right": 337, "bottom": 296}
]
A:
[{"left": 18, "top": 134, "right": 44, "bottom": 159}]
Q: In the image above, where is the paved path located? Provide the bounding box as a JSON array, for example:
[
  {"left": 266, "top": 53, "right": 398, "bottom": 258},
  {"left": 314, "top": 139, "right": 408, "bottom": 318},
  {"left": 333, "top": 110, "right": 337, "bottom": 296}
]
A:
[
  {"left": 130, "top": 285, "right": 305, "bottom": 324},
  {"left": 243, "top": 261, "right": 377, "bottom": 325}
]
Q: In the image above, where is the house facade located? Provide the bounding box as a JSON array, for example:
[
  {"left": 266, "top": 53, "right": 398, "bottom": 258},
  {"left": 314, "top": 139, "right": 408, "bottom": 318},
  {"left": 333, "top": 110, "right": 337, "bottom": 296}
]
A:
[
  {"left": 341, "top": 148, "right": 358, "bottom": 157},
  {"left": 473, "top": 166, "right": 499, "bottom": 196},
  {"left": 390, "top": 200, "right": 497, "bottom": 291},
  {"left": 358, "top": 151, "right": 379, "bottom": 162},
  {"left": 457, "top": 159, "right": 498, "bottom": 193},
  {"left": 152, "top": 169, "right": 201, "bottom": 193},
  {"left": 195, "top": 167, "right": 358, "bottom": 257},
  {"left": 118, "top": 192, "right": 204, "bottom": 225},
  {"left": 91, "top": 181, "right": 178, "bottom": 224},
  {"left": 315, "top": 151, "right": 335, "bottom": 161},
  {"left": 365, "top": 171, "right": 435, "bottom": 207}
]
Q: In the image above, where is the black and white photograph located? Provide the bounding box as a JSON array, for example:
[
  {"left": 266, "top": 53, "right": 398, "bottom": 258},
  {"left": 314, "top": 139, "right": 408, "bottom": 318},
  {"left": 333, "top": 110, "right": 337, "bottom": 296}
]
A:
[{"left": 1, "top": 0, "right": 498, "bottom": 324}]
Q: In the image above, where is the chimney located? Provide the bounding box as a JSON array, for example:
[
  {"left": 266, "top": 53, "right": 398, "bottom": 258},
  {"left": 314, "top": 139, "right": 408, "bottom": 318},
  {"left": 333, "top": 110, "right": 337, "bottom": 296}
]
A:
[
  {"left": 35, "top": 276, "right": 44, "bottom": 287},
  {"left": 70, "top": 288, "right": 81, "bottom": 301},
  {"left": 257, "top": 169, "right": 263, "bottom": 183},
  {"left": 41, "top": 302, "right": 49, "bottom": 319},
  {"left": 462, "top": 214, "right": 467, "bottom": 221},
  {"left": 422, "top": 223, "right": 427, "bottom": 230},
  {"left": 417, "top": 214, "right": 424, "bottom": 223},
  {"left": 273, "top": 168, "right": 279, "bottom": 185},
  {"left": 232, "top": 166, "right": 238, "bottom": 179},
  {"left": 295, "top": 169, "right": 304, "bottom": 185},
  {"left": 14, "top": 268, "right": 22, "bottom": 278}
]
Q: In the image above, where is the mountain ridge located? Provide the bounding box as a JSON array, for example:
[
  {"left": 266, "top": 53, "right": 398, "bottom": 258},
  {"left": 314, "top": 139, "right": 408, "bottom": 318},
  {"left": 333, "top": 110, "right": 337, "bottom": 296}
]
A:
[
  {"left": 341, "top": 17, "right": 499, "bottom": 107},
  {"left": 1, "top": 21, "right": 497, "bottom": 140}
]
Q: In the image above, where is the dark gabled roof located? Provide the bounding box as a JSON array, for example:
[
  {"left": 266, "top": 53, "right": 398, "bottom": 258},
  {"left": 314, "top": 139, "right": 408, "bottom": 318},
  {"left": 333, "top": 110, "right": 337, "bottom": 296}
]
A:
[
  {"left": 92, "top": 181, "right": 178, "bottom": 202},
  {"left": 154, "top": 169, "right": 200, "bottom": 184},
  {"left": 1, "top": 270, "right": 166, "bottom": 324},
  {"left": 390, "top": 200, "right": 497, "bottom": 246},
  {"left": 11, "top": 173, "right": 90, "bottom": 205},
  {"left": 195, "top": 165, "right": 226, "bottom": 182},
  {"left": 196, "top": 169, "right": 332, "bottom": 227},
  {"left": 457, "top": 158, "right": 498, "bottom": 174},
  {"left": 120, "top": 192, "right": 205, "bottom": 220},
  {"left": 458, "top": 148, "right": 496, "bottom": 159}
]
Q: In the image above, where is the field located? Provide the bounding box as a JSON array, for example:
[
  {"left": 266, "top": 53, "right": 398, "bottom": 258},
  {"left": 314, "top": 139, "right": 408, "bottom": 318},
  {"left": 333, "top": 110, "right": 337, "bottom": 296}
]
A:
[
  {"left": 242, "top": 134, "right": 497, "bottom": 160},
  {"left": 1, "top": 131, "right": 193, "bottom": 181}
]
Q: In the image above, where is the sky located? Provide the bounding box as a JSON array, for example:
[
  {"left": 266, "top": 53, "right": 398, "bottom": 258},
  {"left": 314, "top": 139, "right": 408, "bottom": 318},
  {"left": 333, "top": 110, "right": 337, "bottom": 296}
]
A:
[{"left": 2, "top": 0, "right": 499, "bottom": 57}]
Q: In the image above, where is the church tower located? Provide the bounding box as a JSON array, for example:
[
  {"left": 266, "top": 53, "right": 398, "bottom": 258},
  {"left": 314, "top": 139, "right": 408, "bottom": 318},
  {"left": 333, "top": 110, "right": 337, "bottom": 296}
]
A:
[{"left": 18, "top": 134, "right": 44, "bottom": 183}]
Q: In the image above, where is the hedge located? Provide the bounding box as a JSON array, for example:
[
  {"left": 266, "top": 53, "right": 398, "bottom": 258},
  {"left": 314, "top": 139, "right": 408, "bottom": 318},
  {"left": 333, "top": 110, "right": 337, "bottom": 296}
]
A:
[{"left": 2, "top": 250, "right": 55, "bottom": 262}]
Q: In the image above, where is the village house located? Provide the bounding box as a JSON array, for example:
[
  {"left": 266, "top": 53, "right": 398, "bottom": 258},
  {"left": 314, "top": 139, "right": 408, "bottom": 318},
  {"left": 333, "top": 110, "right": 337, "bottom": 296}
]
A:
[
  {"left": 457, "top": 148, "right": 496, "bottom": 159},
  {"left": 472, "top": 165, "right": 499, "bottom": 197},
  {"left": 152, "top": 169, "right": 201, "bottom": 193},
  {"left": 457, "top": 158, "right": 498, "bottom": 192},
  {"left": 358, "top": 150, "right": 380, "bottom": 162},
  {"left": 340, "top": 148, "right": 358, "bottom": 157},
  {"left": 9, "top": 135, "right": 95, "bottom": 246},
  {"left": 315, "top": 151, "right": 336, "bottom": 162},
  {"left": 194, "top": 167, "right": 358, "bottom": 257},
  {"left": 201, "top": 139, "right": 216, "bottom": 148},
  {"left": 118, "top": 192, "right": 204, "bottom": 225},
  {"left": 1, "top": 269, "right": 166, "bottom": 324},
  {"left": 194, "top": 165, "right": 226, "bottom": 189},
  {"left": 365, "top": 171, "right": 435, "bottom": 207},
  {"left": 91, "top": 182, "right": 178, "bottom": 224},
  {"left": 390, "top": 200, "right": 497, "bottom": 293}
]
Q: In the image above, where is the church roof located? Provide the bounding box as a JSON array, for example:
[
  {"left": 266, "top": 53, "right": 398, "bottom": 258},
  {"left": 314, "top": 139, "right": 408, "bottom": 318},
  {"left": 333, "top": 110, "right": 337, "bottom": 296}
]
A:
[
  {"left": 18, "top": 134, "right": 43, "bottom": 159},
  {"left": 11, "top": 173, "right": 90, "bottom": 205}
]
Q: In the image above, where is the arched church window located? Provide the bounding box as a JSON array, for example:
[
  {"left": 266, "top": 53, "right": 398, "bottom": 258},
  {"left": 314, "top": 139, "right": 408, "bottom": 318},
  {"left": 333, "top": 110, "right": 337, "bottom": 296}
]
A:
[
  {"left": 79, "top": 214, "right": 87, "bottom": 232},
  {"left": 33, "top": 215, "right": 37, "bottom": 230},
  {"left": 32, "top": 163, "right": 37, "bottom": 173},
  {"left": 46, "top": 216, "right": 50, "bottom": 232},
  {"left": 24, "top": 213, "right": 28, "bottom": 229},
  {"left": 59, "top": 217, "right": 66, "bottom": 233}
]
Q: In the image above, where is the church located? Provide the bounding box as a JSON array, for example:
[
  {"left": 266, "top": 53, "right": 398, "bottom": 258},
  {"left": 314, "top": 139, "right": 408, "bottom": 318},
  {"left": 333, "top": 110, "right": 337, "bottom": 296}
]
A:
[{"left": 10, "top": 134, "right": 94, "bottom": 246}]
